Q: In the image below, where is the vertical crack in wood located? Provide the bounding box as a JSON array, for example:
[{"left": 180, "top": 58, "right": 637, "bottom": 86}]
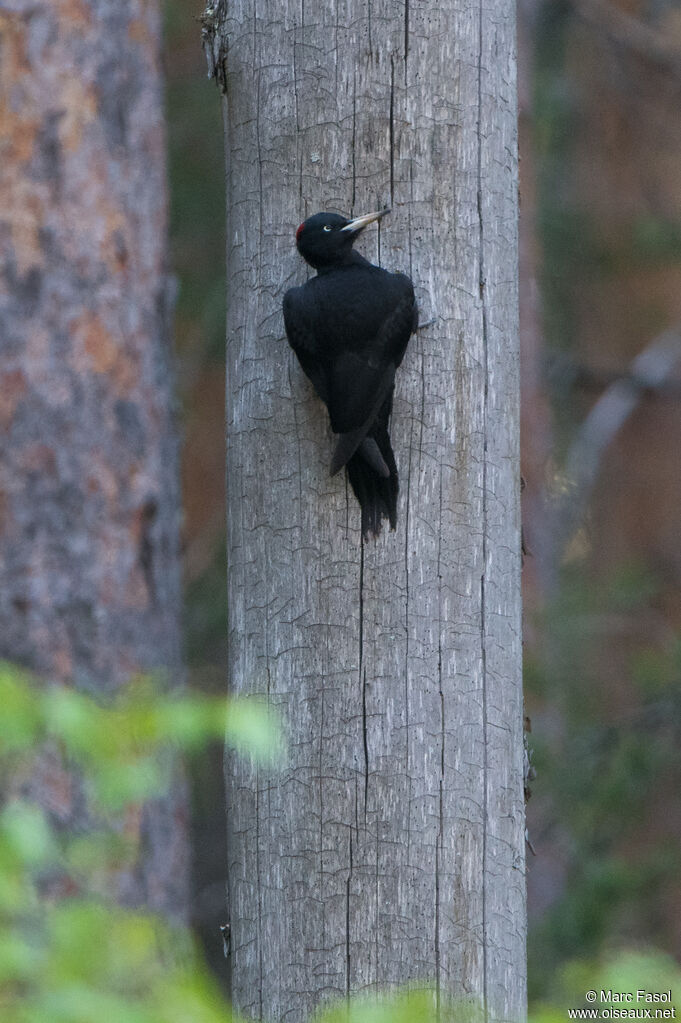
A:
[
  {"left": 255, "top": 780, "right": 264, "bottom": 1019},
  {"left": 319, "top": 537, "right": 328, "bottom": 897},
  {"left": 359, "top": 541, "right": 369, "bottom": 817},
  {"left": 367, "top": 0, "right": 373, "bottom": 58},
  {"left": 358, "top": 539, "right": 364, "bottom": 676},
  {"left": 366, "top": 0, "right": 372, "bottom": 57},
  {"left": 254, "top": 6, "right": 264, "bottom": 282},
  {"left": 345, "top": 827, "right": 353, "bottom": 995},
  {"left": 435, "top": 470, "right": 444, "bottom": 1013},
  {"left": 293, "top": 8, "right": 301, "bottom": 137},
  {"left": 404, "top": 0, "right": 409, "bottom": 73},
  {"left": 403, "top": 382, "right": 414, "bottom": 783},
  {"left": 362, "top": 667, "right": 369, "bottom": 818},
  {"left": 407, "top": 168, "right": 414, "bottom": 279},
  {"left": 476, "top": 0, "right": 490, "bottom": 1016},
  {"left": 436, "top": 695, "right": 444, "bottom": 1019},
  {"left": 479, "top": 573, "right": 489, "bottom": 1019},
  {"left": 389, "top": 55, "right": 395, "bottom": 206},
  {"left": 289, "top": 361, "right": 305, "bottom": 529},
  {"left": 319, "top": 652, "right": 325, "bottom": 881},
  {"left": 351, "top": 71, "right": 357, "bottom": 211},
  {"left": 374, "top": 831, "right": 380, "bottom": 979},
  {"left": 334, "top": 0, "right": 340, "bottom": 93},
  {"left": 417, "top": 343, "right": 426, "bottom": 473},
  {"left": 300, "top": 0, "right": 307, "bottom": 164}
]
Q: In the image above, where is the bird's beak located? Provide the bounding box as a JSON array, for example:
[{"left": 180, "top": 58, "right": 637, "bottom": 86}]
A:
[{"left": 341, "top": 208, "right": 390, "bottom": 233}]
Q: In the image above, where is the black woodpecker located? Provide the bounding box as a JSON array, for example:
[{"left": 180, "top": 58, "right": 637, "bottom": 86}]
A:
[{"left": 283, "top": 209, "right": 417, "bottom": 538}]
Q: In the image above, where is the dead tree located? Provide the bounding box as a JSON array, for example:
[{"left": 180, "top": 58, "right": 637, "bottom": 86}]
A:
[{"left": 204, "top": 0, "right": 525, "bottom": 1016}]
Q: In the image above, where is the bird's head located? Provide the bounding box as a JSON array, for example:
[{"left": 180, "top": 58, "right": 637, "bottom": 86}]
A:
[{"left": 294, "top": 209, "right": 389, "bottom": 270}]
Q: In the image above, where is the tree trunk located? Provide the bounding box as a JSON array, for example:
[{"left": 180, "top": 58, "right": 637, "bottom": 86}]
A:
[
  {"left": 205, "top": 0, "right": 525, "bottom": 1017},
  {"left": 0, "top": 1, "right": 186, "bottom": 918}
]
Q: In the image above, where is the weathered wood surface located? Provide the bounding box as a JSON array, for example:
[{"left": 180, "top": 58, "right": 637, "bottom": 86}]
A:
[
  {"left": 208, "top": 0, "right": 525, "bottom": 1016},
  {"left": 0, "top": 1, "right": 186, "bottom": 917}
]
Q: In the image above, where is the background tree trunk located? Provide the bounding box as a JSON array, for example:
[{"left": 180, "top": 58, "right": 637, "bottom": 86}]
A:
[
  {"left": 0, "top": 1, "right": 186, "bottom": 918},
  {"left": 205, "top": 0, "right": 525, "bottom": 1017}
]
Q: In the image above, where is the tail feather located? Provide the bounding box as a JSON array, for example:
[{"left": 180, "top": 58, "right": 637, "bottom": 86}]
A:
[
  {"left": 345, "top": 415, "right": 398, "bottom": 538},
  {"left": 357, "top": 437, "right": 390, "bottom": 478}
]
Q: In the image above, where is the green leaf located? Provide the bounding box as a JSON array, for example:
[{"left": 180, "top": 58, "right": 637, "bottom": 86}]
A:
[
  {"left": 0, "top": 802, "right": 57, "bottom": 868},
  {"left": 89, "top": 757, "right": 164, "bottom": 812},
  {"left": 225, "top": 699, "right": 284, "bottom": 764},
  {"left": 153, "top": 697, "right": 227, "bottom": 750},
  {"left": 316, "top": 989, "right": 481, "bottom": 1023},
  {"left": 0, "top": 933, "right": 41, "bottom": 985},
  {"left": 27, "top": 985, "right": 155, "bottom": 1023},
  {"left": 0, "top": 663, "right": 44, "bottom": 754}
]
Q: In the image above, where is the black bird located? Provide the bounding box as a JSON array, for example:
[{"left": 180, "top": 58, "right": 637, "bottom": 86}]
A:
[{"left": 283, "top": 209, "right": 417, "bottom": 538}]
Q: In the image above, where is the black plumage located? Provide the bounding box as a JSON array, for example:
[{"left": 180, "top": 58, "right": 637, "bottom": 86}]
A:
[{"left": 283, "top": 209, "right": 417, "bottom": 538}]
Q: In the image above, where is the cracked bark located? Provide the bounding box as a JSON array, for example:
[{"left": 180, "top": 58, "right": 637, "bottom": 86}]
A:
[
  {"left": 0, "top": 1, "right": 186, "bottom": 918},
  {"left": 210, "top": 0, "right": 525, "bottom": 1017}
]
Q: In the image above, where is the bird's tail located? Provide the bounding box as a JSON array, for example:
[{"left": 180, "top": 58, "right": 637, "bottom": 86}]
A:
[{"left": 345, "top": 403, "right": 398, "bottom": 538}]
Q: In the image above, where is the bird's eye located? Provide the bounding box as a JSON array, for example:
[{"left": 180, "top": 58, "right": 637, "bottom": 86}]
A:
[{"left": 323, "top": 225, "right": 332, "bottom": 233}]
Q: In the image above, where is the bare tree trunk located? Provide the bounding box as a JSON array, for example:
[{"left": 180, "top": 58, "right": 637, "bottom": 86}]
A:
[
  {"left": 0, "top": 1, "right": 187, "bottom": 918},
  {"left": 205, "top": 0, "right": 525, "bottom": 1016}
]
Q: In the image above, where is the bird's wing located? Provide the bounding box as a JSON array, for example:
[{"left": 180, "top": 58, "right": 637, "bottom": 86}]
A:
[
  {"left": 387, "top": 273, "right": 418, "bottom": 368},
  {"left": 285, "top": 272, "right": 417, "bottom": 476},
  {"left": 326, "top": 275, "right": 415, "bottom": 434},
  {"left": 283, "top": 288, "right": 329, "bottom": 404},
  {"left": 328, "top": 363, "right": 396, "bottom": 475},
  {"left": 326, "top": 351, "right": 394, "bottom": 434}
]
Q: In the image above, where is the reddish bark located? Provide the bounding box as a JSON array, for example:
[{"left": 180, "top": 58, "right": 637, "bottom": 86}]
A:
[{"left": 0, "top": 1, "right": 187, "bottom": 918}]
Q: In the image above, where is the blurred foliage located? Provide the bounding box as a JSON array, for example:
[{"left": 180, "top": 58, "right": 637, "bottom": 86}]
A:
[
  {"left": 0, "top": 639, "right": 675, "bottom": 1021},
  {"left": 0, "top": 662, "right": 282, "bottom": 1021},
  {"left": 525, "top": 567, "right": 681, "bottom": 1001},
  {"left": 317, "top": 990, "right": 481, "bottom": 1023},
  {"left": 0, "top": 664, "right": 283, "bottom": 813},
  {"left": 0, "top": 666, "right": 477, "bottom": 1022},
  {"left": 530, "top": 950, "right": 681, "bottom": 1023}
]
